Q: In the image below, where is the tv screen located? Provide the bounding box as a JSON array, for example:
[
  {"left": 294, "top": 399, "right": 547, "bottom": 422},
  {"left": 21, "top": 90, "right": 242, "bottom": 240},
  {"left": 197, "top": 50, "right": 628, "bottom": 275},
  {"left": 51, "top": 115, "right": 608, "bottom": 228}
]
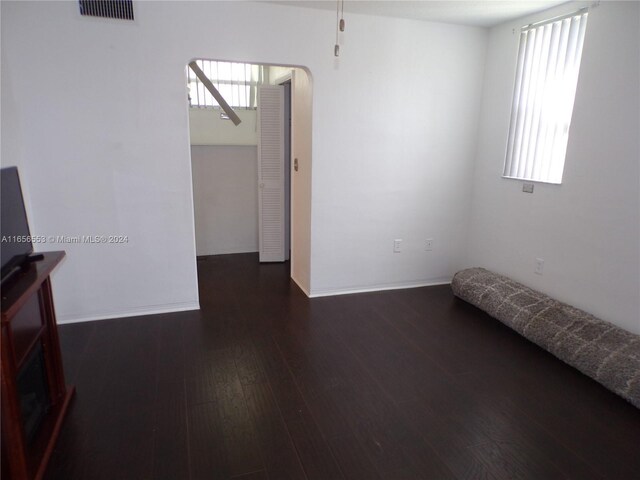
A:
[{"left": 1, "top": 167, "right": 34, "bottom": 281}]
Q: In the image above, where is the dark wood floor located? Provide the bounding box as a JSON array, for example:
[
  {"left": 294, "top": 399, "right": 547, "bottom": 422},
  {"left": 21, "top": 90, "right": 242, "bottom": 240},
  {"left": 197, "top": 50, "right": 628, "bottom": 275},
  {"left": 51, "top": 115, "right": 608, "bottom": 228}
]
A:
[{"left": 45, "top": 253, "right": 640, "bottom": 480}]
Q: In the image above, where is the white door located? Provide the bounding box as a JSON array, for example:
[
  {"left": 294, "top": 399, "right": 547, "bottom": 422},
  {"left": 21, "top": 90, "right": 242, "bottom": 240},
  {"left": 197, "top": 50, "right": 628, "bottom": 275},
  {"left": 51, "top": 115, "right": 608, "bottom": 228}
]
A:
[{"left": 257, "top": 85, "right": 285, "bottom": 262}]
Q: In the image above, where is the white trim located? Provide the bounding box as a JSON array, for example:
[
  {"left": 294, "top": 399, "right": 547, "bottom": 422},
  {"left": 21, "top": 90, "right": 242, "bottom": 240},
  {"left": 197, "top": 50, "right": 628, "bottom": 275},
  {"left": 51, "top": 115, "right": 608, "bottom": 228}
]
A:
[
  {"left": 291, "top": 272, "right": 311, "bottom": 297},
  {"left": 57, "top": 301, "right": 200, "bottom": 324},
  {"left": 273, "top": 72, "right": 293, "bottom": 86},
  {"left": 501, "top": 175, "right": 561, "bottom": 185},
  {"left": 309, "top": 279, "right": 451, "bottom": 298},
  {"left": 288, "top": 69, "right": 298, "bottom": 290},
  {"left": 199, "top": 247, "right": 258, "bottom": 256},
  {"left": 184, "top": 79, "right": 201, "bottom": 311},
  {"left": 522, "top": 7, "right": 588, "bottom": 31}
]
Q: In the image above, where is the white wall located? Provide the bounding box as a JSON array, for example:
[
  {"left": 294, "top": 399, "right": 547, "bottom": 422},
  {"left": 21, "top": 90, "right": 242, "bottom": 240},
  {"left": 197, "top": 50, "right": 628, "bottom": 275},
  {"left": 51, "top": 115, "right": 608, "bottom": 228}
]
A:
[
  {"left": 309, "top": 13, "right": 488, "bottom": 295},
  {"left": 189, "top": 108, "right": 257, "bottom": 146},
  {"left": 191, "top": 145, "right": 258, "bottom": 256},
  {"left": 291, "top": 69, "right": 313, "bottom": 294},
  {"left": 0, "top": 19, "right": 33, "bottom": 219},
  {"left": 467, "top": 1, "right": 640, "bottom": 333},
  {"left": 1, "top": 1, "right": 487, "bottom": 322},
  {"left": 188, "top": 79, "right": 259, "bottom": 258}
]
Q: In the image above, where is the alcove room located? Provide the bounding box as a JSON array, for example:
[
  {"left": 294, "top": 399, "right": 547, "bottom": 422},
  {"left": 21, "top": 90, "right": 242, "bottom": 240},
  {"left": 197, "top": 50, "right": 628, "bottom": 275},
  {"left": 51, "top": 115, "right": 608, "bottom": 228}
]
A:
[{"left": 1, "top": 1, "right": 638, "bottom": 479}]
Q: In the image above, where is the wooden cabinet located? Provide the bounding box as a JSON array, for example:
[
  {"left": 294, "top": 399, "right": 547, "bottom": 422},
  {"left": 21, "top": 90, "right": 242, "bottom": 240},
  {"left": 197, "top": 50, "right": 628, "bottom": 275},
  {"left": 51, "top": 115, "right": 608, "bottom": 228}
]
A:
[{"left": 1, "top": 251, "right": 75, "bottom": 480}]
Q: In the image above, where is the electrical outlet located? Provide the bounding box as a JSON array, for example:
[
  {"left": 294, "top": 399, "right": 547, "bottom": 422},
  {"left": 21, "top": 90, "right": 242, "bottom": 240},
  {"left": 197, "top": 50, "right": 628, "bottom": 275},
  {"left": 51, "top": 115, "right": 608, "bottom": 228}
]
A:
[
  {"left": 426, "top": 238, "right": 434, "bottom": 251},
  {"left": 523, "top": 183, "right": 535, "bottom": 194},
  {"left": 535, "top": 258, "right": 544, "bottom": 275},
  {"left": 393, "top": 239, "right": 402, "bottom": 253}
]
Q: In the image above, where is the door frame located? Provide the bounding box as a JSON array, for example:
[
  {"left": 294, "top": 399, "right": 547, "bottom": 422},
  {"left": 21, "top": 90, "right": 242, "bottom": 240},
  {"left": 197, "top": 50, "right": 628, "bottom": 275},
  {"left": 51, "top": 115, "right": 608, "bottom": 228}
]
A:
[
  {"left": 272, "top": 73, "right": 293, "bottom": 265},
  {"left": 186, "top": 61, "right": 313, "bottom": 295}
]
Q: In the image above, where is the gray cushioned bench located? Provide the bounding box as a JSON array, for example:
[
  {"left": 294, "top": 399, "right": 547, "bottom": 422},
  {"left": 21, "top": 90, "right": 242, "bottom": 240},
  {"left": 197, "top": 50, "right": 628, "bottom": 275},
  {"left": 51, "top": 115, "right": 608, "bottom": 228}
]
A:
[{"left": 451, "top": 267, "right": 640, "bottom": 409}]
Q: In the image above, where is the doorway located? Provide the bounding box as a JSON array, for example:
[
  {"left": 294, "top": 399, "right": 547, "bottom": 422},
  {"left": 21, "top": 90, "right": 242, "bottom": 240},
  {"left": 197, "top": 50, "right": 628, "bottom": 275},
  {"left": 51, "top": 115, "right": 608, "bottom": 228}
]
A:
[{"left": 186, "top": 60, "right": 313, "bottom": 294}]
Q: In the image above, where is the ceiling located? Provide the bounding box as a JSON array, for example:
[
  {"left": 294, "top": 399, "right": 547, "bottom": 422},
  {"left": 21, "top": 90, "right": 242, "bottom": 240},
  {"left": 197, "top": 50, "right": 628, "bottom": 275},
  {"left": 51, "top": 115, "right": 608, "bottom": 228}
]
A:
[{"left": 266, "top": 1, "right": 570, "bottom": 28}]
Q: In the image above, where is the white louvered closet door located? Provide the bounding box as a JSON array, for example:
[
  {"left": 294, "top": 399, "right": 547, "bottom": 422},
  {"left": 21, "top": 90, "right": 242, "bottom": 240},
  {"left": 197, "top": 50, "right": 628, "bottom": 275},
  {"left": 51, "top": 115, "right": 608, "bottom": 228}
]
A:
[{"left": 257, "top": 85, "right": 285, "bottom": 262}]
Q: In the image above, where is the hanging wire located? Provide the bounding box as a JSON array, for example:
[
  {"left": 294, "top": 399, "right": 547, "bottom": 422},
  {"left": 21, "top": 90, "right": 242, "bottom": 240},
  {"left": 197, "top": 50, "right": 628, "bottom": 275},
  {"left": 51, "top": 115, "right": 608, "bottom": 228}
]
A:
[
  {"left": 334, "top": 0, "right": 340, "bottom": 56},
  {"left": 340, "top": 0, "right": 345, "bottom": 32}
]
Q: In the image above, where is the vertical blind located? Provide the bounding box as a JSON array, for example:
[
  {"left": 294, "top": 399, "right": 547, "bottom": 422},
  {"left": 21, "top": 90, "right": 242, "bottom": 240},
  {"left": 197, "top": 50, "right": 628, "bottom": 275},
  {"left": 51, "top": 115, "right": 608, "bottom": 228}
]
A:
[{"left": 503, "top": 10, "right": 588, "bottom": 184}]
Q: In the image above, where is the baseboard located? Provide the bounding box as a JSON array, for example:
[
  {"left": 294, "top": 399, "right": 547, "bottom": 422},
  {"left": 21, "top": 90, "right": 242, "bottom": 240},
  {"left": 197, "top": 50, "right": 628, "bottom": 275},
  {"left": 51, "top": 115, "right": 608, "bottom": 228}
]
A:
[
  {"left": 57, "top": 301, "right": 201, "bottom": 324},
  {"left": 309, "top": 279, "right": 451, "bottom": 298},
  {"left": 57, "top": 281, "right": 451, "bottom": 321},
  {"left": 290, "top": 273, "right": 311, "bottom": 297},
  {"left": 198, "top": 247, "right": 258, "bottom": 256}
]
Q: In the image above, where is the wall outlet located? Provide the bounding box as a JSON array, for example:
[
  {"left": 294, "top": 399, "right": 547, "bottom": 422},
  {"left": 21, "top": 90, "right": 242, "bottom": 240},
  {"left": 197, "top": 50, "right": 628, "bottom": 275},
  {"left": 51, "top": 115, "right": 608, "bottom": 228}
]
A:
[
  {"left": 523, "top": 183, "right": 534, "bottom": 193},
  {"left": 393, "top": 239, "right": 402, "bottom": 253},
  {"left": 535, "top": 258, "right": 544, "bottom": 275},
  {"left": 426, "top": 238, "right": 434, "bottom": 251}
]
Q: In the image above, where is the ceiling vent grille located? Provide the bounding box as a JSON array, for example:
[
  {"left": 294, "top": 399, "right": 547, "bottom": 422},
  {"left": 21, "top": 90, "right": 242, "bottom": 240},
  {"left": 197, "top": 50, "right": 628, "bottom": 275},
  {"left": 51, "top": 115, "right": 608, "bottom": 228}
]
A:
[{"left": 79, "top": 0, "right": 134, "bottom": 20}]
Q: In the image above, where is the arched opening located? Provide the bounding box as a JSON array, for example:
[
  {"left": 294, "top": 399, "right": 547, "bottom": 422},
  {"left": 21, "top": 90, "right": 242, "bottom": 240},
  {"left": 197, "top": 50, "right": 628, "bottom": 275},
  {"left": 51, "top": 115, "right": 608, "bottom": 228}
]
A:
[{"left": 184, "top": 59, "right": 313, "bottom": 296}]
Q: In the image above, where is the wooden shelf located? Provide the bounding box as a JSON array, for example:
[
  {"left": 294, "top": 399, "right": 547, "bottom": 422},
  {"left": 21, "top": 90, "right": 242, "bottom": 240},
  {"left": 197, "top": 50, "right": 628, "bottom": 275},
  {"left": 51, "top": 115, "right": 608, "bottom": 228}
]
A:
[{"left": 1, "top": 251, "right": 75, "bottom": 480}]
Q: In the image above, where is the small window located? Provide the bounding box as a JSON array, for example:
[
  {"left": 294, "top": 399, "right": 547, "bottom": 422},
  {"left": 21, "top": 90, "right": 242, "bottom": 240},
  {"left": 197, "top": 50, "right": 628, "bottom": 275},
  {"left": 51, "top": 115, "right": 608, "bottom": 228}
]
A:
[
  {"left": 187, "top": 60, "right": 267, "bottom": 110},
  {"left": 503, "top": 9, "right": 588, "bottom": 184}
]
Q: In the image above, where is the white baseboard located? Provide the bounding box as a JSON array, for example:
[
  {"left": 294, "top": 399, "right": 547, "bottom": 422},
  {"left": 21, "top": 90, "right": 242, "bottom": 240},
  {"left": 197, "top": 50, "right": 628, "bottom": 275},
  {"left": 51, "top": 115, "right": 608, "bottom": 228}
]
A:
[
  {"left": 309, "top": 279, "right": 451, "bottom": 298},
  {"left": 290, "top": 273, "right": 311, "bottom": 297},
  {"left": 56, "top": 280, "right": 451, "bottom": 323},
  {"left": 198, "top": 248, "right": 258, "bottom": 256},
  {"left": 57, "top": 301, "right": 200, "bottom": 324}
]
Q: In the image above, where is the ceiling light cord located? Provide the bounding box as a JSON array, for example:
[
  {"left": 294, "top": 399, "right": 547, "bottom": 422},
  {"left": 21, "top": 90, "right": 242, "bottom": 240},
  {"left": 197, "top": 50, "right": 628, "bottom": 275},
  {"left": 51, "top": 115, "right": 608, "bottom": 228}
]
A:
[
  {"left": 335, "top": 0, "right": 345, "bottom": 57},
  {"left": 335, "top": 0, "right": 340, "bottom": 56}
]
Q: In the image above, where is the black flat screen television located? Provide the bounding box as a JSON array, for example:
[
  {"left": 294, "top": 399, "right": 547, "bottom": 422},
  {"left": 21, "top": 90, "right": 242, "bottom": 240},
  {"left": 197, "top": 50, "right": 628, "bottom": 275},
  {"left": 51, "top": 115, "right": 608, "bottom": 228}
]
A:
[{"left": 1, "top": 167, "right": 34, "bottom": 282}]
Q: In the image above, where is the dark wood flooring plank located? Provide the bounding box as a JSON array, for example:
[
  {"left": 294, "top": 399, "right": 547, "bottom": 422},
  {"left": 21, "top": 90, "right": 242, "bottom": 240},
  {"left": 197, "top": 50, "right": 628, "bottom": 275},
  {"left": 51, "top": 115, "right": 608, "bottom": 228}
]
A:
[
  {"left": 45, "top": 254, "right": 640, "bottom": 480},
  {"left": 250, "top": 336, "right": 310, "bottom": 419},
  {"left": 217, "top": 379, "right": 265, "bottom": 478},
  {"left": 372, "top": 290, "right": 515, "bottom": 377},
  {"left": 188, "top": 400, "right": 229, "bottom": 480},
  {"left": 230, "top": 471, "right": 269, "bottom": 480},
  {"left": 328, "top": 435, "right": 382, "bottom": 480},
  {"left": 184, "top": 348, "right": 231, "bottom": 406},
  {"left": 283, "top": 411, "right": 346, "bottom": 480},
  {"left": 398, "top": 398, "right": 499, "bottom": 480},
  {"left": 303, "top": 378, "right": 454, "bottom": 479},
  {"left": 347, "top": 386, "right": 455, "bottom": 480},
  {"left": 453, "top": 343, "right": 640, "bottom": 478},
  {"left": 323, "top": 300, "right": 449, "bottom": 404},
  {"left": 272, "top": 328, "right": 368, "bottom": 402},
  {"left": 157, "top": 315, "right": 188, "bottom": 384},
  {"left": 181, "top": 307, "right": 244, "bottom": 354},
  {"left": 47, "top": 318, "right": 156, "bottom": 480},
  {"left": 57, "top": 321, "right": 97, "bottom": 384},
  {"left": 468, "top": 439, "right": 563, "bottom": 480},
  {"left": 187, "top": 349, "right": 264, "bottom": 478},
  {"left": 152, "top": 380, "right": 190, "bottom": 480},
  {"left": 84, "top": 396, "right": 156, "bottom": 480},
  {"left": 251, "top": 335, "right": 345, "bottom": 480},
  {"left": 234, "top": 340, "right": 268, "bottom": 386},
  {"left": 242, "top": 381, "right": 307, "bottom": 480},
  {"left": 507, "top": 392, "right": 640, "bottom": 479}
]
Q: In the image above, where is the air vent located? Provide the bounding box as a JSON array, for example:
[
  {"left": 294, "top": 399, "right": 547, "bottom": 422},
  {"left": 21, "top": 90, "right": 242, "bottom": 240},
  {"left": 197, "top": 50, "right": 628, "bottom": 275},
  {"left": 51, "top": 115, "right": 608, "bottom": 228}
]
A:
[{"left": 79, "top": 0, "right": 134, "bottom": 20}]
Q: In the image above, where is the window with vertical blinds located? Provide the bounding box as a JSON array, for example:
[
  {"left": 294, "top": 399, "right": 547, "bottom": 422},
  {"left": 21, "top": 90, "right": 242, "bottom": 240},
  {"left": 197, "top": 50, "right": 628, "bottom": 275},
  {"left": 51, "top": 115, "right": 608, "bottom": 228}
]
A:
[{"left": 503, "top": 9, "right": 588, "bottom": 184}]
